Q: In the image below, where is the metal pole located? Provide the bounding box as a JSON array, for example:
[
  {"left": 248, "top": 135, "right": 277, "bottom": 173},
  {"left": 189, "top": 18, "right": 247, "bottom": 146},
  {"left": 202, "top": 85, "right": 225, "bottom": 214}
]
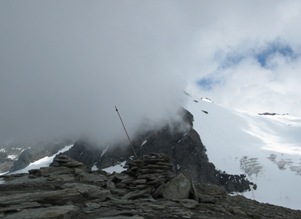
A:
[{"left": 115, "top": 106, "right": 137, "bottom": 158}]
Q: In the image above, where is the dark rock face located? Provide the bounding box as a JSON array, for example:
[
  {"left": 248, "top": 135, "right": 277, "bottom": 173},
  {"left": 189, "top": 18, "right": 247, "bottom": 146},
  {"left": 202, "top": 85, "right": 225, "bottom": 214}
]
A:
[
  {"left": 64, "top": 139, "right": 132, "bottom": 169},
  {"left": 217, "top": 172, "right": 257, "bottom": 193},
  {"left": 9, "top": 149, "right": 32, "bottom": 172},
  {"left": 1, "top": 154, "right": 301, "bottom": 219},
  {"left": 65, "top": 109, "right": 255, "bottom": 193},
  {"left": 63, "top": 140, "right": 102, "bottom": 168}
]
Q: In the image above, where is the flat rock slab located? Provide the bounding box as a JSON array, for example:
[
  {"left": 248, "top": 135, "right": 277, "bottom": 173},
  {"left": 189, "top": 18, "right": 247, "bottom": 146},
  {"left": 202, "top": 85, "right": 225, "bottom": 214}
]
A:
[
  {"left": 0, "top": 188, "right": 81, "bottom": 206},
  {"left": 62, "top": 183, "right": 111, "bottom": 200},
  {"left": 3, "top": 205, "right": 78, "bottom": 219},
  {"left": 179, "top": 199, "right": 199, "bottom": 209}
]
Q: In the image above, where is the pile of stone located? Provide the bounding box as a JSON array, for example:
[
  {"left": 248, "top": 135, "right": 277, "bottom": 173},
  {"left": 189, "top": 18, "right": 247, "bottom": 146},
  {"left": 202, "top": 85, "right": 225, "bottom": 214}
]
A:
[
  {"left": 50, "top": 154, "right": 87, "bottom": 169},
  {"left": 126, "top": 153, "right": 174, "bottom": 176},
  {"left": 108, "top": 153, "right": 176, "bottom": 199},
  {"left": 109, "top": 153, "right": 222, "bottom": 204}
]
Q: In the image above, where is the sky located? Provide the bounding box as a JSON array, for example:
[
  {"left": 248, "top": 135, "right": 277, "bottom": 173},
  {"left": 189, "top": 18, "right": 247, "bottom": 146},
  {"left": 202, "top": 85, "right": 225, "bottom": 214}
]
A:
[
  {"left": 1, "top": 1, "right": 301, "bottom": 144},
  {"left": 185, "top": 0, "right": 301, "bottom": 115}
]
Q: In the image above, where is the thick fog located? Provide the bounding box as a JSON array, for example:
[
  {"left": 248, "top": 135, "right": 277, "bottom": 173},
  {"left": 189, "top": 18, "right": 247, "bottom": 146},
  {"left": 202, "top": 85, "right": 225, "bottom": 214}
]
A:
[
  {"left": 0, "top": 1, "right": 193, "bottom": 144},
  {"left": 2, "top": 1, "right": 301, "bottom": 145}
]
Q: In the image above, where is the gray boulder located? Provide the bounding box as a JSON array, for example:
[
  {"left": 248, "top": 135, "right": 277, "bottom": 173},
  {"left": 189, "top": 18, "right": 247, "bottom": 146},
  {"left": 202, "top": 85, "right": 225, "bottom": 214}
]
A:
[{"left": 163, "top": 173, "right": 191, "bottom": 200}]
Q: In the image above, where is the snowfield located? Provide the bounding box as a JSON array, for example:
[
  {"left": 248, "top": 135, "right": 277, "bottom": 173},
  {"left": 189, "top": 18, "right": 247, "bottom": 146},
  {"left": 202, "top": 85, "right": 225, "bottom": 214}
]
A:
[
  {"left": 102, "top": 161, "right": 126, "bottom": 174},
  {"left": 10, "top": 144, "right": 74, "bottom": 174},
  {"left": 186, "top": 94, "right": 301, "bottom": 210}
]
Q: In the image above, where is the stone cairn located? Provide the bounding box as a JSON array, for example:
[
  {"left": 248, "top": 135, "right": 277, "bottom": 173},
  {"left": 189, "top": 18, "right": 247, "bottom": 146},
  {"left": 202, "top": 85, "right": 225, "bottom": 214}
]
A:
[{"left": 110, "top": 153, "right": 176, "bottom": 199}]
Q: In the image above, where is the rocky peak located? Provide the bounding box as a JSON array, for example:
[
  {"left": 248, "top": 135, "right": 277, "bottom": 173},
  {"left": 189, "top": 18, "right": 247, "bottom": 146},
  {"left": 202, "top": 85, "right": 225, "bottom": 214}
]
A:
[{"left": 64, "top": 109, "right": 256, "bottom": 193}]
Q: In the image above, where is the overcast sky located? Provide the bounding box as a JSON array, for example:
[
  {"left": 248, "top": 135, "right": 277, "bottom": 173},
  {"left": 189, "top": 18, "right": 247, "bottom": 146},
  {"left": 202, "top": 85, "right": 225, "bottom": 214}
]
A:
[{"left": 1, "top": 1, "right": 301, "bottom": 144}]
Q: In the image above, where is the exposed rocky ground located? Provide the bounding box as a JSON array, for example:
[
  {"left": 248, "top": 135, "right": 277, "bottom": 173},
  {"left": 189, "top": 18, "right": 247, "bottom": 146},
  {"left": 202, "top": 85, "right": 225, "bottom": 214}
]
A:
[{"left": 1, "top": 154, "right": 301, "bottom": 219}]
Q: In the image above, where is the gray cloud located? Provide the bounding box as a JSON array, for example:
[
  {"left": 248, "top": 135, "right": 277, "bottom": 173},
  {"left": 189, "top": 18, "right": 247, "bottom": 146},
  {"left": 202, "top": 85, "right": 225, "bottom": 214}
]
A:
[{"left": 0, "top": 1, "right": 194, "bottom": 144}]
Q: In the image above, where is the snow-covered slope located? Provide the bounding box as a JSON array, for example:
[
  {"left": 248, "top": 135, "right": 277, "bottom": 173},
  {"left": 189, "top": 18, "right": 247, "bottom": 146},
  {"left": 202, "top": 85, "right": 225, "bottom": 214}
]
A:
[
  {"left": 6, "top": 144, "right": 127, "bottom": 176},
  {"left": 9, "top": 144, "right": 74, "bottom": 174},
  {"left": 186, "top": 96, "right": 301, "bottom": 210},
  {"left": 101, "top": 161, "right": 126, "bottom": 174}
]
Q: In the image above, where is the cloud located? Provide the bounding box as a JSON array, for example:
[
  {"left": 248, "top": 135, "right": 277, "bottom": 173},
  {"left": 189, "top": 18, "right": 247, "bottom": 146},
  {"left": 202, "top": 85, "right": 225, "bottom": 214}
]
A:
[
  {"left": 1, "top": 0, "right": 301, "bottom": 145},
  {"left": 190, "top": 43, "right": 301, "bottom": 115},
  {"left": 186, "top": 1, "right": 301, "bottom": 116},
  {"left": 0, "top": 1, "right": 193, "bottom": 144}
]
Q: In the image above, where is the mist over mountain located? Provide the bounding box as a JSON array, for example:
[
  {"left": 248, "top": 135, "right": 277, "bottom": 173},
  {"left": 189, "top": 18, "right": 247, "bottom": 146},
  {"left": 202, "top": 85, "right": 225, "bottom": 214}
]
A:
[
  {"left": 0, "top": 1, "right": 192, "bottom": 145},
  {"left": 2, "top": 1, "right": 301, "bottom": 145},
  {"left": 1, "top": 2, "right": 301, "bottom": 218}
]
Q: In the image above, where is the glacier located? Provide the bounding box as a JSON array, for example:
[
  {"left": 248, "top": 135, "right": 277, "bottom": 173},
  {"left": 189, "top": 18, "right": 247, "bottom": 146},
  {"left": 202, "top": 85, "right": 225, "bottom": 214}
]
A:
[{"left": 186, "top": 94, "right": 301, "bottom": 210}]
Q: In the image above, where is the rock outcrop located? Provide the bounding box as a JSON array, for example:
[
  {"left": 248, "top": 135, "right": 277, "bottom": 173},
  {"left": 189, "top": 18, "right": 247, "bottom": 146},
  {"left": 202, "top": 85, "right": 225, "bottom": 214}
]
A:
[{"left": 1, "top": 154, "right": 301, "bottom": 219}]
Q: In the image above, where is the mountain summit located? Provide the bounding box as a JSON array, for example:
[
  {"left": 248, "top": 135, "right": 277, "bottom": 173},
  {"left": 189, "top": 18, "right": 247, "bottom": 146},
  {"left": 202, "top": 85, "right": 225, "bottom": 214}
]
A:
[{"left": 2, "top": 93, "right": 301, "bottom": 212}]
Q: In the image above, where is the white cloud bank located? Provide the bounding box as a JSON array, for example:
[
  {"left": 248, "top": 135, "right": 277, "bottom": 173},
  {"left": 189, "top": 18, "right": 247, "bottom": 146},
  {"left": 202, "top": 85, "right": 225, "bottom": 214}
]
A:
[{"left": 1, "top": 0, "right": 301, "bottom": 144}]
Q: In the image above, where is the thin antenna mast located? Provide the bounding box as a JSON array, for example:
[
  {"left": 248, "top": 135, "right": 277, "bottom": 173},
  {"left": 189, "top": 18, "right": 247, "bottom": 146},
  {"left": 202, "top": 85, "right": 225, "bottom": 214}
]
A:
[{"left": 115, "top": 106, "right": 137, "bottom": 158}]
